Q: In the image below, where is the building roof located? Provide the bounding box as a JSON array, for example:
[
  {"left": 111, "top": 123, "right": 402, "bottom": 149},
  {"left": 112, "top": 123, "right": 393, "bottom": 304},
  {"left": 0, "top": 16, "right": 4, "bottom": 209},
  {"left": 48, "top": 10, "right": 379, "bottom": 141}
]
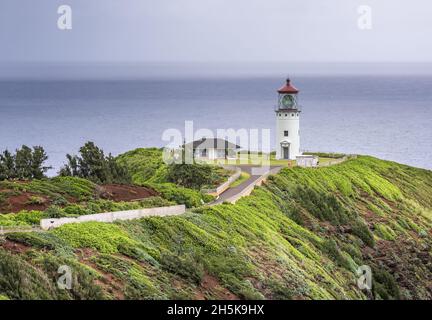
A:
[
  {"left": 184, "top": 138, "right": 242, "bottom": 150},
  {"left": 278, "top": 78, "right": 299, "bottom": 94}
]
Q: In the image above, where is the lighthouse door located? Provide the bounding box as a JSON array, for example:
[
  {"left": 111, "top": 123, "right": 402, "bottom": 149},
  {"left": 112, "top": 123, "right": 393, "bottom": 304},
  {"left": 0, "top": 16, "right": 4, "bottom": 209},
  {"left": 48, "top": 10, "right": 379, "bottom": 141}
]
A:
[{"left": 283, "top": 146, "right": 290, "bottom": 159}]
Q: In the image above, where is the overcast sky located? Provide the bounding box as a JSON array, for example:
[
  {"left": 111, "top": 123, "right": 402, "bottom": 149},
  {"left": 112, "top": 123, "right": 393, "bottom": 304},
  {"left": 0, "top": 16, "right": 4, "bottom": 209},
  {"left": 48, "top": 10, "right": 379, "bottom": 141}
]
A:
[{"left": 0, "top": 0, "right": 431, "bottom": 77}]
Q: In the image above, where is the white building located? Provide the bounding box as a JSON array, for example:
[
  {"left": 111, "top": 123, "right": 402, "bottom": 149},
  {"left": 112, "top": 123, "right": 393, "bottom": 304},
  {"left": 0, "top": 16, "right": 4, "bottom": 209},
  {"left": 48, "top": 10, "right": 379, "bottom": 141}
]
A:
[
  {"left": 275, "top": 78, "right": 302, "bottom": 160},
  {"left": 184, "top": 138, "right": 241, "bottom": 160},
  {"left": 296, "top": 155, "right": 318, "bottom": 167}
]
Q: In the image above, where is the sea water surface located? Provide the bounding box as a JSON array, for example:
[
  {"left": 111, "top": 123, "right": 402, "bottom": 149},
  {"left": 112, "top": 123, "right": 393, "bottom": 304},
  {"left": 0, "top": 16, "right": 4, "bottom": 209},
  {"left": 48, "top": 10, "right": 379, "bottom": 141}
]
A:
[{"left": 0, "top": 76, "right": 431, "bottom": 173}]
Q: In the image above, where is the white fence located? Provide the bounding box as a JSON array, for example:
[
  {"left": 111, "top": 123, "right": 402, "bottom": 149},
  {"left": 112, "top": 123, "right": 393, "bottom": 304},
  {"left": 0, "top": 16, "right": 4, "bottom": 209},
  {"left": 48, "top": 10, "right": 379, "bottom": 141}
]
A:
[{"left": 40, "top": 204, "right": 186, "bottom": 230}]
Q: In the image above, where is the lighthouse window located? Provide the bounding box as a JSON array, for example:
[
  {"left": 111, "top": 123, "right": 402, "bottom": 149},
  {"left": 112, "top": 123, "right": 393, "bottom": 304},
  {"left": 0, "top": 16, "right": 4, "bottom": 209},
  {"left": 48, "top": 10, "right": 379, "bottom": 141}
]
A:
[
  {"left": 291, "top": 113, "right": 294, "bottom": 117},
  {"left": 284, "top": 130, "right": 289, "bottom": 137},
  {"left": 285, "top": 113, "right": 287, "bottom": 117}
]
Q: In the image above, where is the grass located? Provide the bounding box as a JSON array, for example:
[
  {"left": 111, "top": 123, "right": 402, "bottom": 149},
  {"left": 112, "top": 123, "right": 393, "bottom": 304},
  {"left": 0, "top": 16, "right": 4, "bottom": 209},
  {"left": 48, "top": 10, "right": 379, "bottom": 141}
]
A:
[
  {"left": 116, "top": 148, "right": 226, "bottom": 207},
  {"left": 52, "top": 222, "right": 138, "bottom": 254},
  {"left": 0, "top": 197, "right": 174, "bottom": 227},
  {"left": 229, "top": 172, "right": 251, "bottom": 188},
  {"left": 317, "top": 157, "right": 335, "bottom": 165},
  {"left": 0, "top": 176, "right": 98, "bottom": 214},
  {"left": 303, "top": 152, "right": 346, "bottom": 159},
  {"left": 0, "top": 155, "right": 431, "bottom": 300},
  {"left": 0, "top": 177, "right": 97, "bottom": 201},
  {"left": 200, "top": 153, "right": 294, "bottom": 167}
]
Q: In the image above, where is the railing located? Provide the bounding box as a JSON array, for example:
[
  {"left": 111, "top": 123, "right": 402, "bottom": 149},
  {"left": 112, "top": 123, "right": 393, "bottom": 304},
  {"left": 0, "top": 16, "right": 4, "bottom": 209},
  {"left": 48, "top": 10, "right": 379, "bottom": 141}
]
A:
[{"left": 274, "top": 105, "right": 302, "bottom": 112}]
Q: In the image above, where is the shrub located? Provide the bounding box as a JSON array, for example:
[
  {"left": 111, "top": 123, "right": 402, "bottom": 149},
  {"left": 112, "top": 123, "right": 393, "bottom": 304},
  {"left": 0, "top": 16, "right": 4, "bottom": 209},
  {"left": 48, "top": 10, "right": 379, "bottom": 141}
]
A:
[
  {"left": 373, "top": 268, "right": 400, "bottom": 300},
  {"left": 116, "top": 148, "right": 168, "bottom": 184},
  {"left": 63, "top": 204, "right": 89, "bottom": 216},
  {"left": 321, "top": 239, "right": 352, "bottom": 271},
  {"left": 351, "top": 219, "right": 375, "bottom": 247},
  {"left": 167, "top": 163, "right": 215, "bottom": 190},
  {"left": 44, "top": 206, "right": 66, "bottom": 218},
  {"left": 26, "top": 196, "right": 46, "bottom": 205},
  {"left": 53, "top": 222, "right": 137, "bottom": 253},
  {"left": 0, "top": 210, "right": 43, "bottom": 226},
  {"left": 147, "top": 183, "right": 208, "bottom": 208},
  {"left": 374, "top": 223, "right": 397, "bottom": 241},
  {"left": 0, "top": 146, "right": 51, "bottom": 180},
  {"left": 52, "top": 196, "right": 68, "bottom": 206},
  {"left": 0, "top": 249, "right": 55, "bottom": 299},
  {"left": 160, "top": 252, "right": 204, "bottom": 284},
  {"left": 59, "top": 141, "right": 131, "bottom": 184}
]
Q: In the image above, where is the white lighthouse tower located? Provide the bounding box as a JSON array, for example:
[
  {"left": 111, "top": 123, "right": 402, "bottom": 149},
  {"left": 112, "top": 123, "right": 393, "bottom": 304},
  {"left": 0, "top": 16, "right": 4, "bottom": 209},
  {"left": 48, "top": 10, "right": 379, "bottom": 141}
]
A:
[{"left": 275, "top": 78, "right": 301, "bottom": 160}]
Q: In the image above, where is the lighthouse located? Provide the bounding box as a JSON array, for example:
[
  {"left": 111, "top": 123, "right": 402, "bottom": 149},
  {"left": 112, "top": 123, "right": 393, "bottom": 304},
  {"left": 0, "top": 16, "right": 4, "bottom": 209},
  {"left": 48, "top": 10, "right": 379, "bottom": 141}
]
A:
[{"left": 275, "top": 78, "right": 301, "bottom": 160}]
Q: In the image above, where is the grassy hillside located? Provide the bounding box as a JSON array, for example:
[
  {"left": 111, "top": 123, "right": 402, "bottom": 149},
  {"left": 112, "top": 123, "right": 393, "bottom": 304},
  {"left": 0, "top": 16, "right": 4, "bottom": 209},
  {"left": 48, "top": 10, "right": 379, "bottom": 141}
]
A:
[
  {"left": 0, "top": 176, "right": 171, "bottom": 227},
  {"left": 0, "top": 156, "right": 430, "bottom": 300},
  {"left": 116, "top": 148, "right": 230, "bottom": 207}
]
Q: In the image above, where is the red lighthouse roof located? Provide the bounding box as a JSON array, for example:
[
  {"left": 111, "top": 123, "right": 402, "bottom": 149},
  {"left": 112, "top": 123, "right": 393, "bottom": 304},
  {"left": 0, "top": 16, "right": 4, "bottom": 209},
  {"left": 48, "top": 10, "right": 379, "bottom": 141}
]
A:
[{"left": 278, "top": 78, "right": 299, "bottom": 94}]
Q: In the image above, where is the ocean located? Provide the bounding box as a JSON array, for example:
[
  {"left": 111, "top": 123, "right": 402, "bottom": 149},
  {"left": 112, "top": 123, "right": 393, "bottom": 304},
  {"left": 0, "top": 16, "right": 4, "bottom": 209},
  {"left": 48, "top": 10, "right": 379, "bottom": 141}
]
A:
[{"left": 0, "top": 75, "right": 431, "bottom": 173}]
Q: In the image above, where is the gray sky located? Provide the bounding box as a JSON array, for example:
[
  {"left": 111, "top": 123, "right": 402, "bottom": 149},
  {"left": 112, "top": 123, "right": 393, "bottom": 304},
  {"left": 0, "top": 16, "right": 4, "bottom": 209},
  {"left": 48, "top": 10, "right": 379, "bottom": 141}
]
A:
[{"left": 1, "top": 0, "right": 431, "bottom": 77}]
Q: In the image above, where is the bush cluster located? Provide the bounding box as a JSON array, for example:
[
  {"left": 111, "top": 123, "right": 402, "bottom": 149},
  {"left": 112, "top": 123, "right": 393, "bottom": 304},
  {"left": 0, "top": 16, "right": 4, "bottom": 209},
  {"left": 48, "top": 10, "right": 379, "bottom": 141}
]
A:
[
  {"left": 59, "top": 141, "right": 131, "bottom": 184},
  {"left": 0, "top": 146, "right": 51, "bottom": 180}
]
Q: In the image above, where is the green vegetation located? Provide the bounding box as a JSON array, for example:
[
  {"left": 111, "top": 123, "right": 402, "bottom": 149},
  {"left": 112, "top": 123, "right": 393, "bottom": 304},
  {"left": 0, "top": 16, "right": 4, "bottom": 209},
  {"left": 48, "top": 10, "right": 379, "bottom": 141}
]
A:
[
  {"left": 229, "top": 172, "right": 251, "bottom": 188},
  {"left": 0, "top": 155, "right": 430, "bottom": 300},
  {"left": 167, "top": 163, "right": 231, "bottom": 190},
  {"left": 59, "top": 141, "right": 131, "bottom": 184},
  {"left": 116, "top": 148, "right": 226, "bottom": 207},
  {"left": 303, "top": 152, "right": 346, "bottom": 159},
  {"left": 0, "top": 197, "right": 173, "bottom": 227},
  {"left": 59, "top": 197, "right": 173, "bottom": 217},
  {"left": 374, "top": 224, "right": 397, "bottom": 241},
  {"left": 116, "top": 148, "right": 168, "bottom": 184},
  {"left": 53, "top": 222, "right": 138, "bottom": 254},
  {"left": 0, "top": 145, "right": 51, "bottom": 180},
  {"left": 202, "top": 151, "right": 294, "bottom": 167},
  {"left": 145, "top": 183, "right": 213, "bottom": 208},
  {"left": 0, "top": 176, "right": 97, "bottom": 204},
  {"left": 0, "top": 210, "right": 44, "bottom": 226}
]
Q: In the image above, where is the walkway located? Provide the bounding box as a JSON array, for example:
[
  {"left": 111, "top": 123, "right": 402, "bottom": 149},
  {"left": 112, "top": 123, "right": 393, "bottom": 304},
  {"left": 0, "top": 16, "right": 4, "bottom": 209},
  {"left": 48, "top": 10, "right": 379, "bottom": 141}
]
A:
[{"left": 210, "top": 165, "right": 282, "bottom": 205}]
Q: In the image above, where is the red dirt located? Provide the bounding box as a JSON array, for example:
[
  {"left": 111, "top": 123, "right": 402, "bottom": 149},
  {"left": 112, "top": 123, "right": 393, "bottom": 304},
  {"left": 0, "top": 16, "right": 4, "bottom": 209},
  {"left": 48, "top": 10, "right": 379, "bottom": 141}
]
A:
[
  {"left": 1, "top": 239, "right": 32, "bottom": 254},
  {"left": 99, "top": 184, "right": 159, "bottom": 202},
  {"left": 195, "top": 273, "right": 240, "bottom": 300},
  {"left": 0, "top": 184, "right": 158, "bottom": 214},
  {"left": 0, "top": 191, "right": 52, "bottom": 213},
  {"left": 77, "top": 248, "right": 126, "bottom": 300}
]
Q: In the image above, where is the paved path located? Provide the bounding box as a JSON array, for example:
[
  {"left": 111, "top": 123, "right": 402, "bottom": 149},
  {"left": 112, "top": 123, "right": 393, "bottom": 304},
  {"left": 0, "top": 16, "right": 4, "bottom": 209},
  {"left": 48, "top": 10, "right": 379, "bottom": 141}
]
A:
[{"left": 210, "top": 165, "right": 283, "bottom": 205}]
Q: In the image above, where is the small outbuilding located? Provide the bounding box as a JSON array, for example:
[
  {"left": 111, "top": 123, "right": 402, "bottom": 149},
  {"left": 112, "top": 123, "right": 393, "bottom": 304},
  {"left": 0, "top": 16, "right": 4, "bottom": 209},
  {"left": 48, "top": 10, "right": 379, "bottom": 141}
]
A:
[
  {"left": 184, "top": 138, "right": 241, "bottom": 160},
  {"left": 296, "top": 154, "right": 319, "bottom": 167}
]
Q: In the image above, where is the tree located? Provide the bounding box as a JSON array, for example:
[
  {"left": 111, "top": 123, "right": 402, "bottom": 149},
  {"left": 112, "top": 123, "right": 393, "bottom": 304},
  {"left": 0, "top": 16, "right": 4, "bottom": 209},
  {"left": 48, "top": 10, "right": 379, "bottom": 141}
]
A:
[
  {"left": 0, "top": 150, "right": 16, "bottom": 180},
  {"left": 59, "top": 141, "right": 131, "bottom": 184},
  {"left": 0, "top": 145, "right": 51, "bottom": 180},
  {"left": 59, "top": 154, "right": 80, "bottom": 177},
  {"left": 31, "top": 146, "right": 51, "bottom": 179},
  {"left": 15, "top": 145, "right": 33, "bottom": 179}
]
